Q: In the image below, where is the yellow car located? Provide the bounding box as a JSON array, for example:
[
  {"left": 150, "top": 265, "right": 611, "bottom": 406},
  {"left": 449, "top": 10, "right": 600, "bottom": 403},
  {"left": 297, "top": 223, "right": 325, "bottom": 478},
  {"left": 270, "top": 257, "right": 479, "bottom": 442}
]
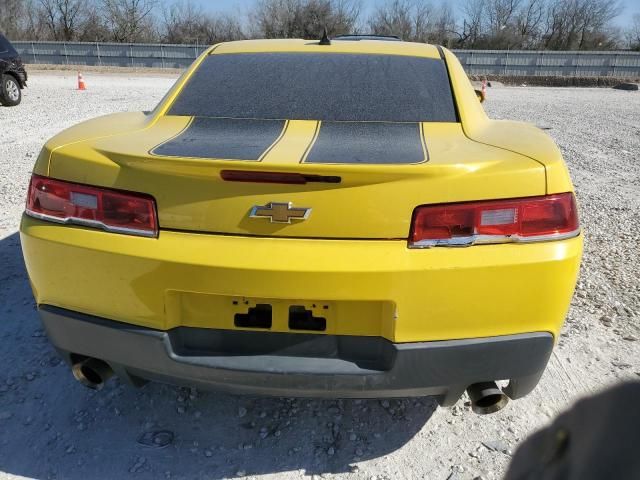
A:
[{"left": 20, "top": 37, "right": 582, "bottom": 414}]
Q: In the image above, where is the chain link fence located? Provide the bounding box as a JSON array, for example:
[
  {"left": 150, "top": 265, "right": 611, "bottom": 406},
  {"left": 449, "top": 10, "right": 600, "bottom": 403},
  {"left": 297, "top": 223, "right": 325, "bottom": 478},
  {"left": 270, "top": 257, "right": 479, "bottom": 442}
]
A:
[{"left": 11, "top": 41, "right": 640, "bottom": 77}]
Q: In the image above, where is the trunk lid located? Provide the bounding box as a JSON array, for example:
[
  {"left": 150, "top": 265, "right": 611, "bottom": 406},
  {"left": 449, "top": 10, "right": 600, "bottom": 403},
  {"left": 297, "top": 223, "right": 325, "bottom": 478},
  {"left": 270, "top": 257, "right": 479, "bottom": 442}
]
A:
[{"left": 49, "top": 115, "right": 546, "bottom": 239}]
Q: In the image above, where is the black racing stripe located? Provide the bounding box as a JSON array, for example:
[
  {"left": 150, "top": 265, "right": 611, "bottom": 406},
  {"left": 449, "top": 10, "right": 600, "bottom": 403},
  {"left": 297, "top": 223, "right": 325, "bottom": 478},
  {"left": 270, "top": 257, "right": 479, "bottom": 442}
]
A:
[
  {"left": 152, "top": 117, "right": 286, "bottom": 161},
  {"left": 304, "top": 122, "right": 427, "bottom": 165}
]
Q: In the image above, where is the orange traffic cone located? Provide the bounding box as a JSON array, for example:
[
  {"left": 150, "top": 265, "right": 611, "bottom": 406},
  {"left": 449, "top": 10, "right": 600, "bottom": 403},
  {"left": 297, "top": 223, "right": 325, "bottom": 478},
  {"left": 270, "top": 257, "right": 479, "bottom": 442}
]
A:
[{"left": 77, "top": 72, "right": 86, "bottom": 90}]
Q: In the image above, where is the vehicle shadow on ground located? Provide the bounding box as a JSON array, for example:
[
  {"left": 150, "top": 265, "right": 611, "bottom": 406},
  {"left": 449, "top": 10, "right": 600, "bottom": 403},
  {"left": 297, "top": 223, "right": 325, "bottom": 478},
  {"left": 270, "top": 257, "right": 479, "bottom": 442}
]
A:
[{"left": 0, "top": 232, "right": 437, "bottom": 480}]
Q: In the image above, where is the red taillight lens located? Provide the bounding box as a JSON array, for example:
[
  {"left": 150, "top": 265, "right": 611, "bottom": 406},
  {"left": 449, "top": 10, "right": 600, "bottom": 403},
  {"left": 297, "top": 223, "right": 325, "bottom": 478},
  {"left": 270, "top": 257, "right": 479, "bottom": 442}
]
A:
[
  {"left": 25, "top": 175, "right": 158, "bottom": 237},
  {"left": 410, "top": 193, "right": 579, "bottom": 247},
  {"left": 221, "top": 170, "right": 307, "bottom": 184}
]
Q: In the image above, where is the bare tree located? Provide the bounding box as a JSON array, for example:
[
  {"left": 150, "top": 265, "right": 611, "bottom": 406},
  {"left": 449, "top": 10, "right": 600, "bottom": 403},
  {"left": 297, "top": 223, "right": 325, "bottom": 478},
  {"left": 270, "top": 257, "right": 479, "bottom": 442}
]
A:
[
  {"left": 19, "top": 0, "right": 50, "bottom": 40},
  {"left": 542, "top": 0, "right": 621, "bottom": 50},
  {"left": 627, "top": 13, "right": 640, "bottom": 50},
  {"left": 203, "top": 14, "right": 246, "bottom": 44},
  {"left": 102, "top": 0, "right": 158, "bottom": 42},
  {"left": 459, "top": 0, "right": 485, "bottom": 47},
  {"left": 0, "top": 0, "right": 26, "bottom": 39},
  {"left": 458, "top": 0, "right": 621, "bottom": 49},
  {"left": 330, "top": 0, "right": 362, "bottom": 34},
  {"left": 431, "top": 1, "right": 457, "bottom": 46},
  {"left": 486, "top": 0, "right": 522, "bottom": 34},
  {"left": 368, "top": 0, "right": 416, "bottom": 40},
  {"left": 162, "top": 0, "right": 205, "bottom": 43},
  {"left": 252, "top": 0, "right": 360, "bottom": 39},
  {"left": 368, "top": 0, "right": 443, "bottom": 42},
  {"left": 515, "top": 0, "right": 546, "bottom": 48},
  {"left": 250, "top": 0, "right": 293, "bottom": 38},
  {"left": 78, "top": 8, "right": 111, "bottom": 41},
  {"left": 38, "top": 0, "right": 86, "bottom": 40},
  {"left": 162, "top": 0, "right": 244, "bottom": 44},
  {"left": 1, "top": 0, "right": 627, "bottom": 49}
]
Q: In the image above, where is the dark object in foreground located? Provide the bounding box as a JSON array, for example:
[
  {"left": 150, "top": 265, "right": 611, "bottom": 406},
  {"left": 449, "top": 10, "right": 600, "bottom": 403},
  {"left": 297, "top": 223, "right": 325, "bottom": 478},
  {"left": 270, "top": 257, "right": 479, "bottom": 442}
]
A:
[
  {"left": 505, "top": 382, "right": 640, "bottom": 480},
  {"left": 612, "top": 82, "right": 639, "bottom": 91},
  {"left": 0, "top": 33, "right": 27, "bottom": 106}
]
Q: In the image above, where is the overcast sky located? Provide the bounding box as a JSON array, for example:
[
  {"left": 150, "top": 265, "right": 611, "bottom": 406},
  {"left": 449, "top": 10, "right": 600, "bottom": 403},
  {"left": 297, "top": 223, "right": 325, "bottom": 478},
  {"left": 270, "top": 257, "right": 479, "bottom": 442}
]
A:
[{"left": 191, "top": 0, "right": 639, "bottom": 28}]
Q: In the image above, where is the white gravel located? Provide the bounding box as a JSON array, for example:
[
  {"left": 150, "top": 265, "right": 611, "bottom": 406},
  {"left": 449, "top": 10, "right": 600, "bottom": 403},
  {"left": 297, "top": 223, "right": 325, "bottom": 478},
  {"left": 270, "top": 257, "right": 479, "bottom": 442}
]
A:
[{"left": 0, "top": 73, "right": 638, "bottom": 480}]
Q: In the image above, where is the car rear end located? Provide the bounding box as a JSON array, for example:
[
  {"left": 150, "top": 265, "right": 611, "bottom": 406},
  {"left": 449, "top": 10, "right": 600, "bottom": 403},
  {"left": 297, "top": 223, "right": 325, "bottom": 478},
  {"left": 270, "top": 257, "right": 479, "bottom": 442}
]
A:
[{"left": 20, "top": 39, "right": 582, "bottom": 409}]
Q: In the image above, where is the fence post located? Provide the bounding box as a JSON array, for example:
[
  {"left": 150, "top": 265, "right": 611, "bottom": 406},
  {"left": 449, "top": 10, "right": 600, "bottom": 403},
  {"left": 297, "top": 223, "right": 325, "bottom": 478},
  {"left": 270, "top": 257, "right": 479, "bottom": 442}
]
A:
[
  {"left": 96, "top": 42, "right": 101, "bottom": 66},
  {"left": 161, "top": 44, "right": 165, "bottom": 69},
  {"left": 612, "top": 53, "right": 618, "bottom": 77},
  {"left": 504, "top": 49, "right": 508, "bottom": 75},
  {"left": 130, "top": 44, "right": 134, "bottom": 67},
  {"left": 31, "top": 41, "right": 36, "bottom": 63},
  {"left": 63, "top": 42, "right": 68, "bottom": 65}
]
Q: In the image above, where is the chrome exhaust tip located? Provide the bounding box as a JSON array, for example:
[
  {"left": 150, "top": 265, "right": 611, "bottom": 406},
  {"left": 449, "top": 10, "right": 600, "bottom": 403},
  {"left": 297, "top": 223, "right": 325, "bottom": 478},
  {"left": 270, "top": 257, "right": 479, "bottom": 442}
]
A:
[
  {"left": 71, "top": 358, "right": 113, "bottom": 390},
  {"left": 466, "top": 382, "right": 509, "bottom": 415}
]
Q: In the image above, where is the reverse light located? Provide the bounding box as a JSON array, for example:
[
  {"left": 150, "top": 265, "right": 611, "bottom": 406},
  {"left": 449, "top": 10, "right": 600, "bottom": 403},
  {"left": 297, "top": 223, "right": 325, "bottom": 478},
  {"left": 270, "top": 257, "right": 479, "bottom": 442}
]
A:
[
  {"left": 25, "top": 175, "right": 158, "bottom": 237},
  {"left": 410, "top": 193, "right": 579, "bottom": 248}
]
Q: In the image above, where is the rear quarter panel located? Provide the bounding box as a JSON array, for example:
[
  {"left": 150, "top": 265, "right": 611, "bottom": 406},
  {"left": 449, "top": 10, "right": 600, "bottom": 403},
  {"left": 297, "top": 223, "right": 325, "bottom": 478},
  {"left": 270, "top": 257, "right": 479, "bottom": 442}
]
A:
[{"left": 443, "top": 47, "right": 574, "bottom": 195}]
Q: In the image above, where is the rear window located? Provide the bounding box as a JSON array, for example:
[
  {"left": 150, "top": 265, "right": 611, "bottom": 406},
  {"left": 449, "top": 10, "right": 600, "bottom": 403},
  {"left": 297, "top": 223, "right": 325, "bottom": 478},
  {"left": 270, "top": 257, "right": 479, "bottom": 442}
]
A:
[{"left": 168, "top": 53, "right": 457, "bottom": 122}]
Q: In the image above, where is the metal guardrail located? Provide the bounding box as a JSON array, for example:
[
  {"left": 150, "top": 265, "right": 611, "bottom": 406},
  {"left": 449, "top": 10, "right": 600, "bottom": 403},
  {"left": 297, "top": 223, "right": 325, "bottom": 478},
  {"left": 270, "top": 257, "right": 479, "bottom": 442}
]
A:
[
  {"left": 453, "top": 49, "right": 640, "bottom": 77},
  {"left": 11, "top": 41, "right": 640, "bottom": 77},
  {"left": 13, "top": 41, "right": 209, "bottom": 69}
]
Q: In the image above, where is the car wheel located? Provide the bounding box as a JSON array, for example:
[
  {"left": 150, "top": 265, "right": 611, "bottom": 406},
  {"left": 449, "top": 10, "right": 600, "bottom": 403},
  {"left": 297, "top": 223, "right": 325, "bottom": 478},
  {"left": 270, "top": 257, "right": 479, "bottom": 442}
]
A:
[{"left": 0, "top": 75, "right": 21, "bottom": 106}]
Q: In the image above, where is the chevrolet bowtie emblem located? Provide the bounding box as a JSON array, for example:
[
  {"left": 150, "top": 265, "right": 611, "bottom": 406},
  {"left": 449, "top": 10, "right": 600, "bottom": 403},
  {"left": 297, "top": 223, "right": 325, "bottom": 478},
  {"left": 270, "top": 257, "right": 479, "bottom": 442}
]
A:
[{"left": 249, "top": 202, "right": 311, "bottom": 224}]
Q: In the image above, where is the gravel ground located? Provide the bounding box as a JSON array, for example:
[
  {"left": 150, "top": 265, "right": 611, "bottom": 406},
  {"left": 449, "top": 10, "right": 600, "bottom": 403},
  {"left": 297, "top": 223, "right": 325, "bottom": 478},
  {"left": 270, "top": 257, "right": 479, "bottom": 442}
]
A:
[{"left": 0, "top": 73, "right": 638, "bottom": 480}]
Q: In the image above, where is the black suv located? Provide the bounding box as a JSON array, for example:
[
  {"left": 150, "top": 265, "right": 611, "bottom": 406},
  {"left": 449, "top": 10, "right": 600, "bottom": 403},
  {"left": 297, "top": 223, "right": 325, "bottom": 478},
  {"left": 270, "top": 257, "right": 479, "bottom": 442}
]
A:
[{"left": 0, "top": 33, "right": 27, "bottom": 106}]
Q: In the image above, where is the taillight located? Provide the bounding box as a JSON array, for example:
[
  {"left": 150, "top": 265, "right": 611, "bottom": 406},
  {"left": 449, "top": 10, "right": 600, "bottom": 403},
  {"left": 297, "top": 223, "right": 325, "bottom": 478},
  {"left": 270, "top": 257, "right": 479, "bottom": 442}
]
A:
[
  {"left": 221, "top": 170, "right": 341, "bottom": 184},
  {"left": 25, "top": 175, "right": 158, "bottom": 238},
  {"left": 410, "top": 193, "right": 579, "bottom": 248}
]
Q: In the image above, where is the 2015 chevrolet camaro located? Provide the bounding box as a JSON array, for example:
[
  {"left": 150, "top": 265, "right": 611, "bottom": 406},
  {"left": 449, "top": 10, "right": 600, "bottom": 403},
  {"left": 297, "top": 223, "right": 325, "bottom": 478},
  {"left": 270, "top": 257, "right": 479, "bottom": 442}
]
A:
[{"left": 20, "top": 38, "right": 582, "bottom": 413}]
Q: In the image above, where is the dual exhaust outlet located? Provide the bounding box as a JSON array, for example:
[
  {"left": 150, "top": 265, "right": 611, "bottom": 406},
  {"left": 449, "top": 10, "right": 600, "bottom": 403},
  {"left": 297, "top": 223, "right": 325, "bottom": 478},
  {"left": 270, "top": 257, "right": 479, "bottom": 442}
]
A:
[
  {"left": 71, "top": 357, "right": 113, "bottom": 390},
  {"left": 70, "top": 357, "right": 510, "bottom": 415},
  {"left": 466, "top": 382, "right": 509, "bottom": 414}
]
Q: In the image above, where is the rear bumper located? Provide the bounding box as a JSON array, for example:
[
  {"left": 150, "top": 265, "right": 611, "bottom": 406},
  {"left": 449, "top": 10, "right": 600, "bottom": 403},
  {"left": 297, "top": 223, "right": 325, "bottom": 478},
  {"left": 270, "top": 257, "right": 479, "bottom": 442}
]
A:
[
  {"left": 20, "top": 216, "right": 582, "bottom": 343},
  {"left": 41, "top": 305, "right": 553, "bottom": 403},
  {"left": 17, "top": 67, "right": 27, "bottom": 86}
]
